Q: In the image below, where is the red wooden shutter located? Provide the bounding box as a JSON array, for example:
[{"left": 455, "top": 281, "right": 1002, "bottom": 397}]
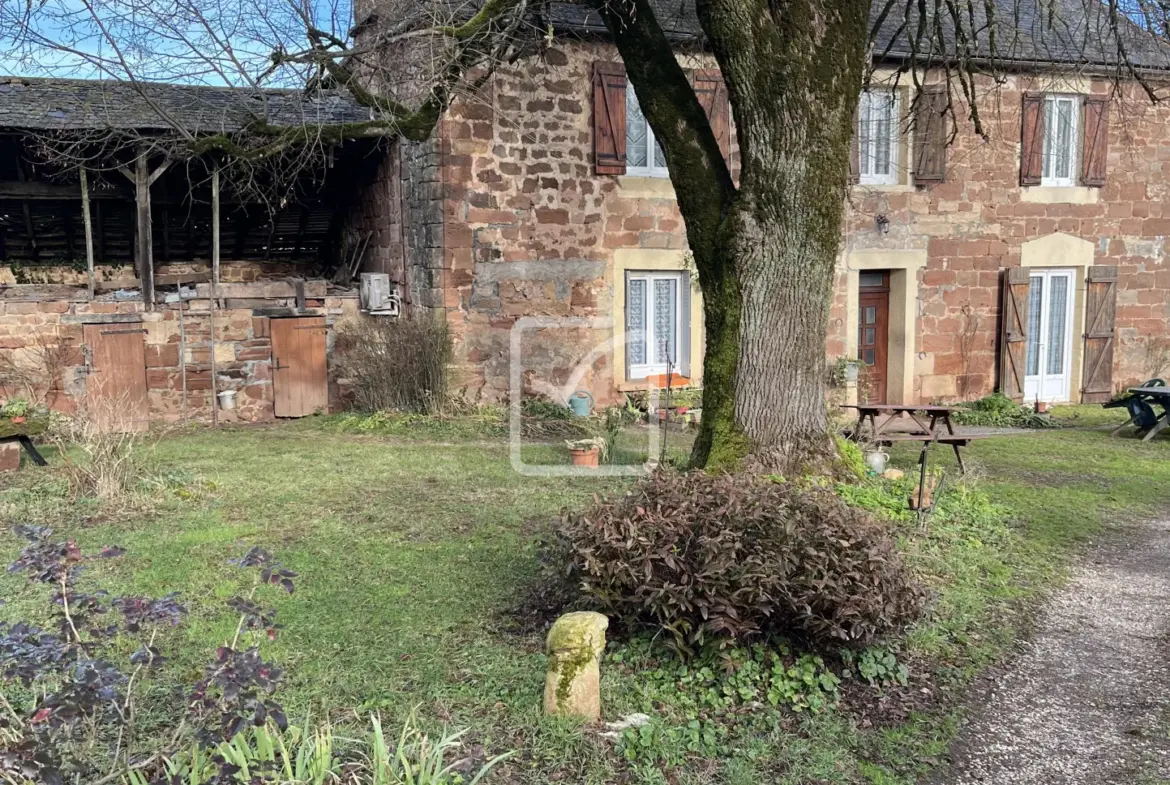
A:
[
  {"left": 1080, "top": 97, "right": 1109, "bottom": 187},
  {"left": 1020, "top": 93, "right": 1045, "bottom": 186},
  {"left": 1081, "top": 265, "right": 1118, "bottom": 403},
  {"left": 693, "top": 69, "right": 731, "bottom": 164},
  {"left": 913, "top": 86, "right": 948, "bottom": 184},
  {"left": 593, "top": 61, "right": 627, "bottom": 176},
  {"left": 998, "top": 267, "right": 1031, "bottom": 402}
]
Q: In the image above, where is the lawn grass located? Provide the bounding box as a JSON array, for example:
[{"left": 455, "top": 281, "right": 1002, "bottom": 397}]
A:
[{"left": 1, "top": 414, "right": 1167, "bottom": 783}]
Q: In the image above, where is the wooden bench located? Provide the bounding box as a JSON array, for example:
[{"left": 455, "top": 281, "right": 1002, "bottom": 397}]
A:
[{"left": 877, "top": 433, "right": 988, "bottom": 474}]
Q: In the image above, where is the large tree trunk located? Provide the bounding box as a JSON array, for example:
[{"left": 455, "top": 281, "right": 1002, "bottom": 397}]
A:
[{"left": 602, "top": 0, "right": 869, "bottom": 472}]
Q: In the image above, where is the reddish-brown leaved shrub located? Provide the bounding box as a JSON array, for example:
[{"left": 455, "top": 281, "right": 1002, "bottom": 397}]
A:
[{"left": 547, "top": 470, "right": 925, "bottom": 651}]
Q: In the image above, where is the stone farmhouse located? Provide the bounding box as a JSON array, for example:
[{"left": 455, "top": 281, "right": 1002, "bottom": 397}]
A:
[
  {"left": 355, "top": 0, "right": 1170, "bottom": 408},
  {"left": 2, "top": 0, "right": 1170, "bottom": 429}
]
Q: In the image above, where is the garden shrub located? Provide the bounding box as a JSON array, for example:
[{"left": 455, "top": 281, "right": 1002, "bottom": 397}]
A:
[
  {"left": 332, "top": 316, "right": 452, "bottom": 414},
  {"left": 547, "top": 471, "right": 925, "bottom": 652}
]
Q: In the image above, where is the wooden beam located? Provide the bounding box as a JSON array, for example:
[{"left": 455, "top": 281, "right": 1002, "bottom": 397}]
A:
[
  {"left": 93, "top": 272, "right": 211, "bottom": 292},
  {"left": 0, "top": 181, "right": 132, "bottom": 200},
  {"left": 212, "top": 166, "right": 221, "bottom": 307},
  {"left": 80, "top": 168, "right": 95, "bottom": 299},
  {"left": 134, "top": 150, "right": 156, "bottom": 309}
]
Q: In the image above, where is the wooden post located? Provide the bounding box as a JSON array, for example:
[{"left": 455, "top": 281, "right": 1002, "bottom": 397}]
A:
[
  {"left": 119, "top": 151, "right": 170, "bottom": 311},
  {"left": 134, "top": 151, "right": 155, "bottom": 309},
  {"left": 211, "top": 165, "right": 221, "bottom": 307},
  {"left": 79, "top": 167, "right": 95, "bottom": 299}
]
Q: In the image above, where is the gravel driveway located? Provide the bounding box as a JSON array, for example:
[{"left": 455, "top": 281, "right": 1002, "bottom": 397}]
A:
[{"left": 930, "top": 518, "right": 1170, "bottom": 784}]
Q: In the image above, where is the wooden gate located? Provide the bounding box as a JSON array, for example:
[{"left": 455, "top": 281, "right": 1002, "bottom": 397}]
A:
[
  {"left": 271, "top": 316, "right": 328, "bottom": 417},
  {"left": 82, "top": 323, "right": 149, "bottom": 432},
  {"left": 998, "top": 267, "right": 1031, "bottom": 402},
  {"left": 1081, "top": 265, "right": 1118, "bottom": 403}
]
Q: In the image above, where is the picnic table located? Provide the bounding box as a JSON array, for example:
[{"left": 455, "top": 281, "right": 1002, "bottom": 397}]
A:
[
  {"left": 1111, "top": 386, "right": 1170, "bottom": 441},
  {"left": 841, "top": 403, "right": 984, "bottom": 474}
]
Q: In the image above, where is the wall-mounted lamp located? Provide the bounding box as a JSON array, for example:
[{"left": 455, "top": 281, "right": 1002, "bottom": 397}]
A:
[{"left": 875, "top": 214, "right": 890, "bottom": 234}]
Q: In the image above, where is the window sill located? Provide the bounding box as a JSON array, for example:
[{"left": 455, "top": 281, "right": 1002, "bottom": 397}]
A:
[
  {"left": 851, "top": 182, "right": 915, "bottom": 194},
  {"left": 1020, "top": 185, "right": 1100, "bottom": 204},
  {"left": 618, "top": 176, "right": 676, "bottom": 200}
]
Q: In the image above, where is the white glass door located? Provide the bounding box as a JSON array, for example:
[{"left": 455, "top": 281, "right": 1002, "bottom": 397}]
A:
[
  {"left": 626, "top": 272, "right": 683, "bottom": 379},
  {"left": 1024, "top": 269, "right": 1076, "bottom": 403}
]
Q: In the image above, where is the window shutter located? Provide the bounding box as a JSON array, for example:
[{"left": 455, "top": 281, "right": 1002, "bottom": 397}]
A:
[
  {"left": 692, "top": 69, "right": 731, "bottom": 164},
  {"left": 998, "top": 267, "right": 1031, "bottom": 402},
  {"left": 849, "top": 101, "right": 860, "bottom": 183},
  {"left": 913, "top": 86, "right": 947, "bottom": 184},
  {"left": 1080, "top": 97, "right": 1109, "bottom": 187},
  {"left": 1019, "top": 93, "right": 1045, "bottom": 186},
  {"left": 1081, "top": 265, "right": 1118, "bottom": 403},
  {"left": 593, "top": 62, "right": 627, "bottom": 176}
]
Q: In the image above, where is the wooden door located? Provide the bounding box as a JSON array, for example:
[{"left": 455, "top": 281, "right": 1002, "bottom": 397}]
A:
[
  {"left": 83, "top": 323, "right": 149, "bottom": 432},
  {"left": 858, "top": 273, "right": 890, "bottom": 404},
  {"left": 1081, "top": 265, "right": 1118, "bottom": 403},
  {"left": 271, "top": 317, "right": 328, "bottom": 417},
  {"left": 998, "top": 267, "right": 1031, "bottom": 402}
]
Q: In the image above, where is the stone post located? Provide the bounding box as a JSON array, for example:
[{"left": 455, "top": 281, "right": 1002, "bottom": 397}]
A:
[{"left": 543, "top": 611, "right": 608, "bottom": 720}]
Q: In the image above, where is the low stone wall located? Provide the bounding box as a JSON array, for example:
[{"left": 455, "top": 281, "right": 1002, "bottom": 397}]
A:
[{"left": 0, "top": 285, "right": 360, "bottom": 425}]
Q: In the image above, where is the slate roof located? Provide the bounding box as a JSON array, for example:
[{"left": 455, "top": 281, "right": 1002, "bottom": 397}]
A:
[
  {"left": 550, "top": 0, "right": 1170, "bottom": 71},
  {"left": 0, "top": 78, "right": 371, "bottom": 132}
]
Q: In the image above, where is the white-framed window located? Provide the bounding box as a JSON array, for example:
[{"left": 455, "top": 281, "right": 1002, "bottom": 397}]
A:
[
  {"left": 858, "top": 89, "right": 900, "bottom": 185},
  {"left": 1041, "top": 94, "right": 1079, "bottom": 187},
  {"left": 625, "top": 271, "right": 688, "bottom": 379},
  {"left": 626, "top": 84, "right": 669, "bottom": 178}
]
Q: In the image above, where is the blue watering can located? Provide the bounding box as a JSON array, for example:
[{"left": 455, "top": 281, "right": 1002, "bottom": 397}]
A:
[{"left": 568, "top": 390, "right": 594, "bottom": 417}]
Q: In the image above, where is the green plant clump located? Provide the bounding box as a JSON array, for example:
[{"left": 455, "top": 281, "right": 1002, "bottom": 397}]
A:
[{"left": 952, "top": 393, "right": 1054, "bottom": 429}]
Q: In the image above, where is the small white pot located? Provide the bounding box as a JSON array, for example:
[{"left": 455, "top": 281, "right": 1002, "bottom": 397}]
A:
[
  {"left": 864, "top": 449, "right": 889, "bottom": 474},
  {"left": 217, "top": 390, "right": 237, "bottom": 411}
]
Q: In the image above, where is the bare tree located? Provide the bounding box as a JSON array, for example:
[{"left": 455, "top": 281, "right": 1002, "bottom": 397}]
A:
[{"left": 4, "top": 0, "right": 1170, "bottom": 470}]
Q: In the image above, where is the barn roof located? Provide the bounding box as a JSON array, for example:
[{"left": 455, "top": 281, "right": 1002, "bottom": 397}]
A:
[{"left": 0, "top": 78, "right": 371, "bottom": 133}]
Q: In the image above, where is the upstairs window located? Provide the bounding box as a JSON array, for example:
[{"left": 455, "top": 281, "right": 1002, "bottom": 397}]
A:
[
  {"left": 1041, "top": 95, "right": 1079, "bottom": 187},
  {"left": 858, "top": 89, "right": 900, "bottom": 185},
  {"left": 626, "top": 84, "right": 669, "bottom": 177}
]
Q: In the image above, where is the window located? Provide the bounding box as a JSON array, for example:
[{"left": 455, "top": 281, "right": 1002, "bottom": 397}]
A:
[
  {"left": 1041, "top": 95, "right": 1079, "bottom": 187},
  {"left": 626, "top": 84, "right": 668, "bottom": 177},
  {"left": 625, "top": 271, "right": 688, "bottom": 379},
  {"left": 858, "top": 89, "right": 900, "bottom": 185}
]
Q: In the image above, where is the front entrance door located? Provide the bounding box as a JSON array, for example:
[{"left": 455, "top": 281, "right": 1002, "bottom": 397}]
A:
[
  {"left": 82, "top": 323, "right": 149, "bottom": 432},
  {"left": 271, "top": 316, "right": 328, "bottom": 417},
  {"left": 1024, "top": 269, "right": 1076, "bottom": 403},
  {"left": 858, "top": 272, "right": 890, "bottom": 404}
]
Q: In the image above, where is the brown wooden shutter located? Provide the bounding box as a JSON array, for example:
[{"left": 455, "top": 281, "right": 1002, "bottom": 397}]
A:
[
  {"left": 693, "top": 69, "right": 731, "bottom": 164},
  {"left": 913, "top": 86, "right": 947, "bottom": 184},
  {"left": 1080, "top": 97, "right": 1109, "bottom": 187},
  {"left": 1020, "top": 93, "right": 1045, "bottom": 186},
  {"left": 998, "top": 267, "right": 1031, "bottom": 402},
  {"left": 593, "top": 61, "right": 627, "bottom": 176},
  {"left": 1081, "top": 265, "right": 1118, "bottom": 403},
  {"left": 849, "top": 101, "right": 860, "bottom": 183}
]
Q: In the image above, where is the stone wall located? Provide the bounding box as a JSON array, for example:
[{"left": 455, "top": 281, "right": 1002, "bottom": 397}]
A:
[
  {"left": 835, "top": 74, "right": 1170, "bottom": 401},
  {"left": 428, "top": 43, "right": 1170, "bottom": 404},
  {"left": 438, "top": 42, "right": 707, "bottom": 402},
  {"left": 0, "top": 285, "right": 359, "bottom": 424}
]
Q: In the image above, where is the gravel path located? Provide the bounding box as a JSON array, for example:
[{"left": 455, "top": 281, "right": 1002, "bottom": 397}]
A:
[{"left": 933, "top": 518, "right": 1170, "bottom": 784}]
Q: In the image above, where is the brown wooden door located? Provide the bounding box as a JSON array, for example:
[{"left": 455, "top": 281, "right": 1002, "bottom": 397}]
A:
[
  {"left": 271, "top": 317, "right": 328, "bottom": 417},
  {"left": 858, "top": 273, "right": 890, "bottom": 404},
  {"left": 83, "top": 323, "right": 149, "bottom": 432}
]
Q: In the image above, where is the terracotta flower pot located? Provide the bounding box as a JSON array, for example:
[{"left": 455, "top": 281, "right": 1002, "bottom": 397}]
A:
[
  {"left": 1034, "top": 401, "right": 1048, "bottom": 414},
  {"left": 11, "top": 416, "right": 26, "bottom": 424},
  {"left": 569, "top": 447, "right": 600, "bottom": 467}
]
